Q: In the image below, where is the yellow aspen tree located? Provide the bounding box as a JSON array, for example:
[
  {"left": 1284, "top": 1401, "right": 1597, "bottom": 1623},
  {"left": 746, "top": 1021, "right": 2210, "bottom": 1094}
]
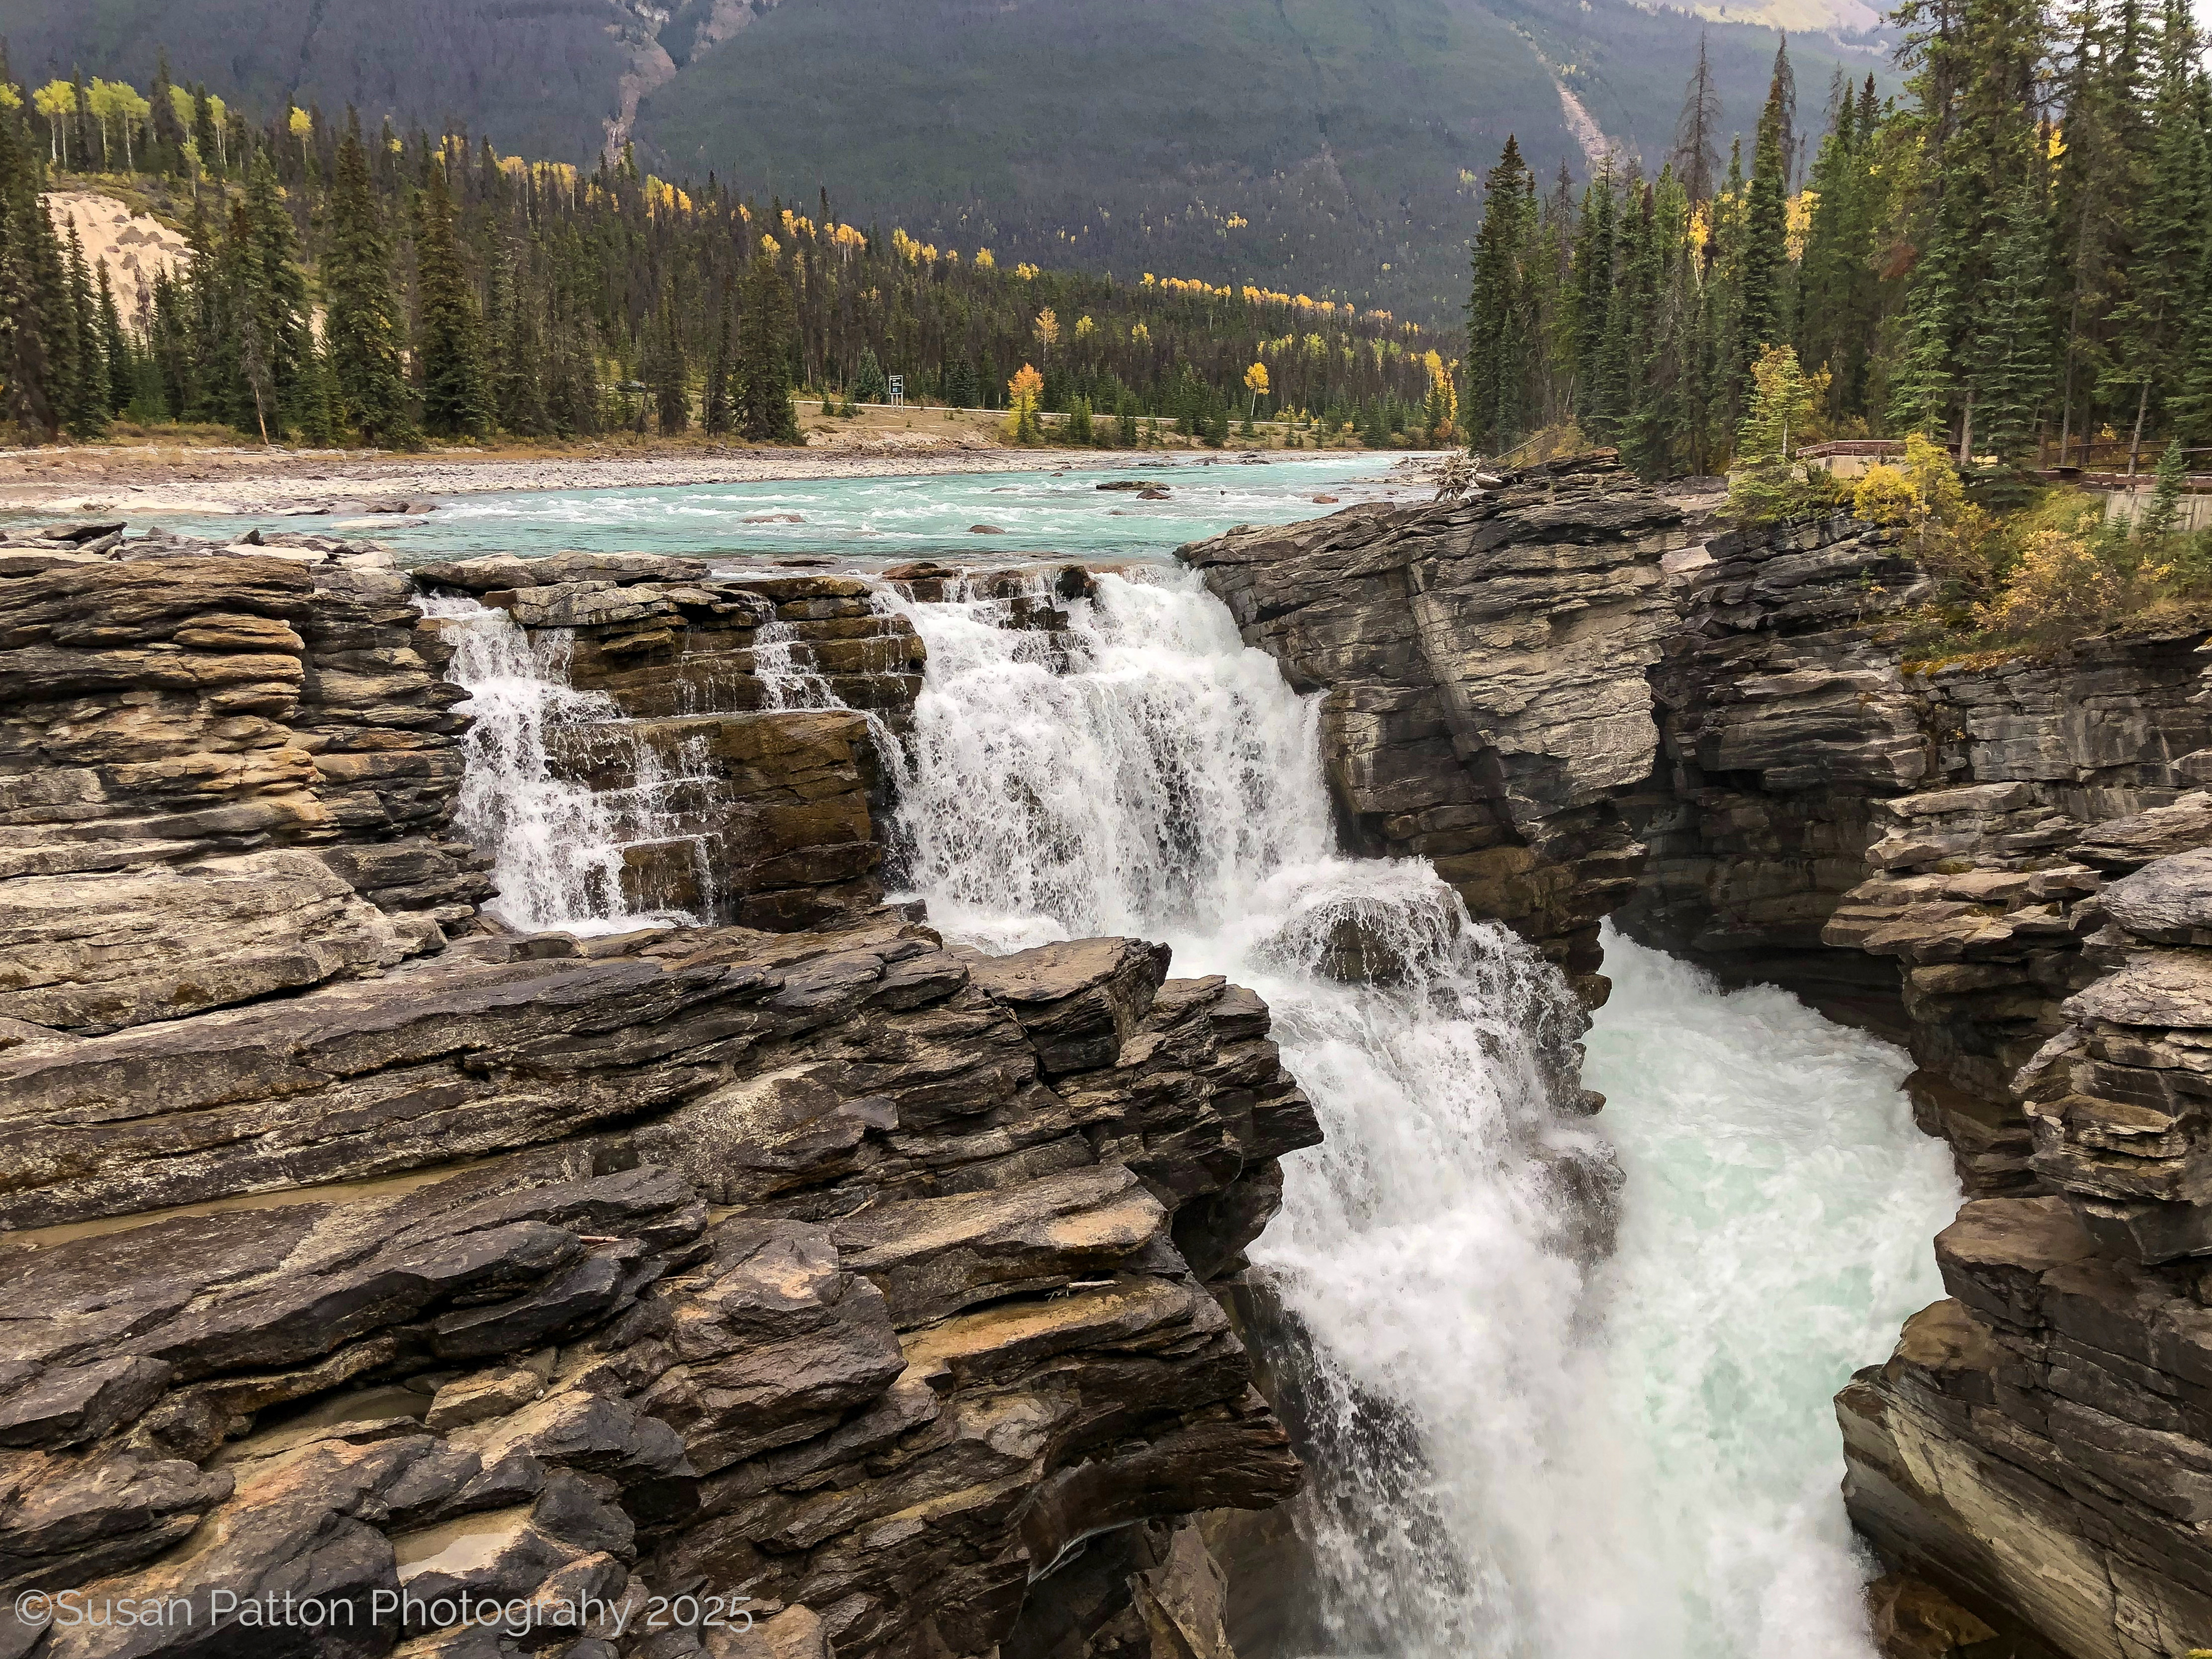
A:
[
  {"left": 1005, "top": 364, "right": 1045, "bottom": 445},
  {"left": 1243, "top": 361, "right": 1269, "bottom": 419}
]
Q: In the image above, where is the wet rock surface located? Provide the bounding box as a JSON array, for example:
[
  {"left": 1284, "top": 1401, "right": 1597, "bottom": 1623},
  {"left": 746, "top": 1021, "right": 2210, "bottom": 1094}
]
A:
[
  {"left": 1179, "top": 452, "right": 1681, "bottom": 998},
  {"left": 0, "top": 535, "right": 1314, "bottom": 1659}
]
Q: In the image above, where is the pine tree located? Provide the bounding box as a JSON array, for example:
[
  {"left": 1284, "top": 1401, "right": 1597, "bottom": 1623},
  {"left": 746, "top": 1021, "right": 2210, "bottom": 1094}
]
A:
[
  {"left": 96, "top": 258, "right": 130, "bottom": 416},
  {"left": 2139, "top": 433, "right": 2190, "bottom": 537},
  {"left": 648, "top": 289, "right": 689, "bottom": 434},
  {"left": 1967, "top": 182, "right": 2054, "bottom": 473},
  {"left": 1570, "top": 159, "right": 1617, "bottom": 431},
  {"left": 0, "top": 96, "right": 62, "bottom": 439},
  {"left": 703, "top": 290, "right": 734, "bottom": 435},
  {"left": 1673, "top": 32, "right": 1723, "bottom": 204},
  {"left": 489, "top": 245, "right": 547, "bottom": 436},
  {"left": 415, "top": 161, "right": 492, "bottom": 439},
  {"left": 190, "top": 86, "right": 219, "bottom": 178},
  {"left": 1465, "top": 134, "right": 1535, "bottom": 453},
  {"left": 852, "top": 345, "right": 887, "bottom": 404},
  {"left": 243, "top": 148, "right": 311, "bottom": 436},
  {"left": 1738, "top": 43, "right": 1795, "bottom": 384},
  {"left": 736, "top": 251, "right": 801, "bottom": 443},
  {"left": 2103, "top": 0, "right": 2206, "bottom": 470},
  {"left": 323, "top": 119, "right": 417, "bottom": 445},
  {"left": 1796, "top": 77, "right": 1881, "bottom": 419},
  {"left": 61, "top": 227, "right": 105, "bottom": 439}
]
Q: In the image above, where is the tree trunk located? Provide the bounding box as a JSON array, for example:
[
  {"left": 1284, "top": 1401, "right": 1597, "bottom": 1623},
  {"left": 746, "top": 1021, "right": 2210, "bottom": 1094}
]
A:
[{"left": 2128, "top": 378, "right": 2150, "bottom": 477}]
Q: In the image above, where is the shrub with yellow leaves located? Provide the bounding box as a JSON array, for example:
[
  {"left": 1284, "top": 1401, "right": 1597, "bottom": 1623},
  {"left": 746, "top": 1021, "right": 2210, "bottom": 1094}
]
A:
[{"left": 1853, "top": 433, "right": 2000, "bottom": 599}]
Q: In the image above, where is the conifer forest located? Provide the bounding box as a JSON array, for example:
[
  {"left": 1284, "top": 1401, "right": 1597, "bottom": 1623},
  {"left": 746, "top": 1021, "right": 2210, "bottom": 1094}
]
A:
[
  {"left": 1465, "top": 0, "right": 2212, "bottom": 483},
  {"left": 0, "top": 51, "right": 1455, "bottom": 451}
]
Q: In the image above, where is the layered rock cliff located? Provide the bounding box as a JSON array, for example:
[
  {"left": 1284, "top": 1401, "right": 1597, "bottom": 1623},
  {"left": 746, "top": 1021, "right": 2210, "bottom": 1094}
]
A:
[
  {"left": 1179, "top": 454, "right": 1684, "bottom": 1001},
  {"left": 1185, "top": 460, "right": 2212, "bottom": 1659},
  {"left": 0, "top": 536, "right": 1316, "bottom": 1659}
]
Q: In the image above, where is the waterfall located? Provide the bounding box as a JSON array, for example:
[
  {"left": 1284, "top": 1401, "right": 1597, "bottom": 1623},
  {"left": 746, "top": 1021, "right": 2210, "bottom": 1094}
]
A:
[
  {"left": 882, "top": 566, "right": 1959, "bottom": 1659},
  {"left": 419, "top": 595, "right": 715, "bottom": 934}
]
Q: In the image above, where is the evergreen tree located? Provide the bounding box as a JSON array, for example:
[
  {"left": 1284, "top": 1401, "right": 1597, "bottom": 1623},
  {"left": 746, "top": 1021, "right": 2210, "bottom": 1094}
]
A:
[
  {"left": 736, "top": 251, "right": 801, "bottom": 443},
  {"left": 1967, "top": 182, "right": 2054, "bottom": 473},
  {"left": 1738, "top": 43, "right": 1795, "bottom": 385},
  {"left": 1672, "top": 31, "right": 1724, "bottom": 204},
  {"left": 704, "top": 291, "right": 734, "bottom": 435},
  {"left": 323, "top": 119, "right": 416, "bottom": 445},
  {"left": 1465, "top": 134, "right": 1535, "bottom": 452},
  {"left": 852, "top": 345, "right": 887, "bottom": 404},
  {"left": 415, "top": 161, "right": 492, "bottom": 439},
  {"left": 190, "top": 86, "right": 219, "bottom": 177},
  {"left": 149, "top": 51, "right": 185, "bottom": 175},
  {"left": 243, "top": 148, "right": 311, "bottom": 435},
  {"left": 96, "top": 259, "right": 131, "bottom": 416},
  {"left": 1570, "top": 159, "right": 1617, "bottom": 431},
  {"left": 1796, "top": 77, "right": 1881, "bottom": 419},
  {"left": 61, "top": 228, "right": 105, "bottom": 439},
  {"left": 2139, "top": 433, "right": 2190, "bottom": 537},
  {"left": 647, "top": 289, "right": 689, "bottom": 433},
  {"left": 2102, "top": 0, "right": 2206, "bottom": 469},
  {"left": 0, "top": 99, "right": 62, "bottom": 439}
]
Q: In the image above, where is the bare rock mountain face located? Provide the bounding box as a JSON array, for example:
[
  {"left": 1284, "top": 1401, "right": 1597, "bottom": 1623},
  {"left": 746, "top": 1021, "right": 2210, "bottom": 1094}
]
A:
[
  {"left": 0, "top": 538, "right": 1316, "bottom": 1659},
  {"left": 1179, "top": 453, "right": 1684, "bottom": 1002}
]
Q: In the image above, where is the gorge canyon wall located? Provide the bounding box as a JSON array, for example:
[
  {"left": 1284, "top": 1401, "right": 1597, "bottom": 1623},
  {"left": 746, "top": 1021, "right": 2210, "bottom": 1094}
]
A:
[
  {"left": 0, "top": 534, "right": 1315, "bottom": 1659},
  {"left": 1183, "top": 454, "right": 2212, "bottom": 1659},
  {"left": 13, "top": 449, "right": 2212, "bottom": 1659}
]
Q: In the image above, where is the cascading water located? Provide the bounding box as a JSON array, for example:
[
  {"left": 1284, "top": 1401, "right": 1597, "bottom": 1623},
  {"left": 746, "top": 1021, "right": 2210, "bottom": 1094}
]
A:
[
  {"left": 880, "top": 566, "right": 1960, "bottom": 1659},
  {"left": 419, "top": 595, "right": 716, "bottom": 933}
]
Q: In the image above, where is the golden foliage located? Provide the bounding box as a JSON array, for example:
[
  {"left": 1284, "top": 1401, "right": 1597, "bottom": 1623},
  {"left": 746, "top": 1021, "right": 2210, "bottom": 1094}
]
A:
[
  {"left": 1003, "top": 363, "right": 1046, "bottom": 445},
  {"left": 1034, "top": 308, "right": 1061, "bottom": 351},
  {"left": 1854, "top": 433, "right": 1999, "bottom": 597},
  {"left": 1976, "top": 525, "right": 2170, "bottom": 640},
  {"left": 1243, "top": 361, "right": 1269, "bottom": 396}
]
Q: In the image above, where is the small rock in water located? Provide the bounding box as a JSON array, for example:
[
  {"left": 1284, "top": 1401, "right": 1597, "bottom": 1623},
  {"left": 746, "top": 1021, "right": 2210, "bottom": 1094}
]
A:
[
  {"left": 774, "top": 556, "right": 836, "bottom": 567},
  {"left": 1312, "top": 494, "right": 1340, "bottom": 504},
  {"left": 970, "top": 524, "right": 1006, "bottom": 534},
  {"left": 1095, "top": 480, "right": 1148, "bottom": 491},
  {"left": 743, "top": 512, "right": 806, "bottom": 524},
  {"left": 1137, "top": 487, "right": 1171, "bottom": 500}
]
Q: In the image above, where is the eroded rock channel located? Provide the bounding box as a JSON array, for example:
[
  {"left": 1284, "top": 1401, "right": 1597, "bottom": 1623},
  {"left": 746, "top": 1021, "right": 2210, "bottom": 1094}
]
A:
[{"left": 7, "top": 453, "right": 2212, "bottom": 1659}]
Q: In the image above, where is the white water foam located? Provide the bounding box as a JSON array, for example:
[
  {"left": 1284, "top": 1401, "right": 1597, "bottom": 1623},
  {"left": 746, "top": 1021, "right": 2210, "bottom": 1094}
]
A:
[
  {"left": 881, "top": 566, "right": 1959, "bottom": 1658},
  {"left": 419, "top": 595, "right": 715, "bottom": 933}
]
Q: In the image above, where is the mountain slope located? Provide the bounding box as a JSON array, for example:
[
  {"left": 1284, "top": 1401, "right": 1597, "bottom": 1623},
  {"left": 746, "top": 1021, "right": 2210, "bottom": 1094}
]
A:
[
  {"left": 0, "top": 0, "right": 660, "bottom": 164},
  {"left": 2, "top": 0, "right": 1888, "bottom": 320},
  {"left": 634, "top": 0, "right": 1884, "bottom": 319}
]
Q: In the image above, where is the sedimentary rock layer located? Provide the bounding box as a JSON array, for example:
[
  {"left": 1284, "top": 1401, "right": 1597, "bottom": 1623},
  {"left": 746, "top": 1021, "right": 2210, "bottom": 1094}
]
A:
[
  {"left": 0, "top": 535, "right": 1314, "bottom": 1659},
  {"left": 1596, "top": 505, "right": 2212, "bottom": 1656},
  {"left": 1179, "top": 452, "right": 1682, "bottom": 997}
]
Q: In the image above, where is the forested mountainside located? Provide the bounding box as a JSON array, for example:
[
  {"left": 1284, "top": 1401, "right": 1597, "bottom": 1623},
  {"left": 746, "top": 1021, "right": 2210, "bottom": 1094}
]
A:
[
  {"left": 0, "top": 0, "right": 1886, "bottom": 321},
  {"left": 0, "top": 69, "right": 1456, "bottom": 450}
]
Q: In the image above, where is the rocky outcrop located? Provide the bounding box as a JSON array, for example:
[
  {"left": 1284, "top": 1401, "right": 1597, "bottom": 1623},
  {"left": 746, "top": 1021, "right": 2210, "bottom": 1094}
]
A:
[
  {"left": 1179, "top": 453, "right": 1683, "bottom": 997},
  {"left": 417, "top": 553, "right": 925, "bottom": 732},
  {"left": 1598, "top": 504, "right": 2212, "bottom": 1657},
  {"left": 1837, "top": 849, "right": 2212, "bottom": 1659},
  {"left": 0, "top": 537, "right": 1318, "bottom": 1659},
  {"left": 1180, "top": 462, "right": 2212, "bottom": 1658}
]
